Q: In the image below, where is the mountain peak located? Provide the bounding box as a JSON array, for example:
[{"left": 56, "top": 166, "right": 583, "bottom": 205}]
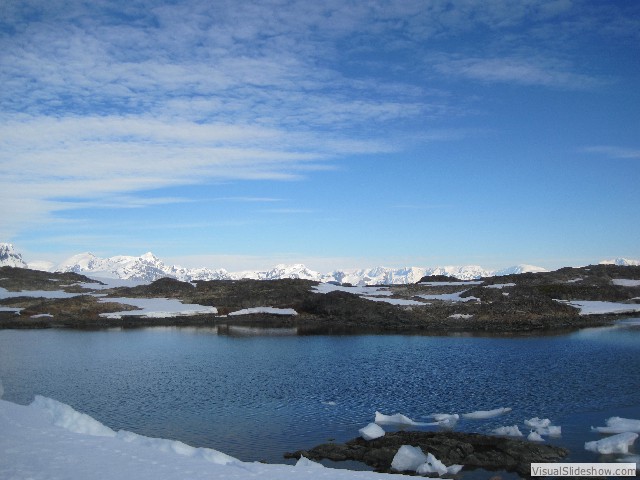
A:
[{"left": 0, "top": 243, "right": 27, "bottom": 268}]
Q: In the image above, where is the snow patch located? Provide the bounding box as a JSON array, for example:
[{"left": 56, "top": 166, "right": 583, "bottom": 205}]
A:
[
  {"left": 99, "top": 297, "right": 217, "bottom": 319},
  {"left": 612, "top": 279, "right": 640, "bottom": 287},
  {"left": 229, "top": 307, "right": 297, "bottom": 316},
  {"left": 556, "top": 300, "right": 640, "bottom": 315}
]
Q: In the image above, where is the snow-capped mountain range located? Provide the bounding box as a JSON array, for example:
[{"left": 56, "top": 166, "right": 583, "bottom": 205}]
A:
[{"left": 1, "top": 243, "right": 638, "bottom": 285}]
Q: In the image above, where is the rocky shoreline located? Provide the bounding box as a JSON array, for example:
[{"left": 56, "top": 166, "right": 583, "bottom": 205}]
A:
[
  {"left": 285, "top": 430, "right": 570, "bottom": 478},
  {"left": 1, "top": 264, "right": 639, "bottom": 333}
]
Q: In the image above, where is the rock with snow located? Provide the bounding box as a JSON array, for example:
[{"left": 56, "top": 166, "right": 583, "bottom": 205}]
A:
[
  {"left": 585, "top": 432, "right": 638, "bottom": 454},
  {"left": 359, "top": 423, "right": 385, "bottom": 441},
  {"left": 0, "top": 243, "right": 27, "bottom": 268}
]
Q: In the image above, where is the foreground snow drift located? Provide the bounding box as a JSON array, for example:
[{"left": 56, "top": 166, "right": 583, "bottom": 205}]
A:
[{"left": 0, "top": 397, "right": 410, "bottom": 480}]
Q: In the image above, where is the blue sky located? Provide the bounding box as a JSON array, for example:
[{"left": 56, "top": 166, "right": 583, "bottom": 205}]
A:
[{"left": 1, "top": 0, "right": 639, "bottom": 271}]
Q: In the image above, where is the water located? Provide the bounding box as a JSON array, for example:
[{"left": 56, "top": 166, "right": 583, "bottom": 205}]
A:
[{"left": 1, "top": 321, "right": 639, "bottom": 472}]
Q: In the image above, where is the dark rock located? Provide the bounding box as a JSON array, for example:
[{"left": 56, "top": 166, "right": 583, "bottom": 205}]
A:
[{"left": 285, "top": 431, "right": 569, "bottom": 478}]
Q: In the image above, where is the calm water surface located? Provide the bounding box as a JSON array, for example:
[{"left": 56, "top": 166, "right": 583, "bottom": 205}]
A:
[{"left": 1, "top": 321, "right": 639, "bottom": 472}]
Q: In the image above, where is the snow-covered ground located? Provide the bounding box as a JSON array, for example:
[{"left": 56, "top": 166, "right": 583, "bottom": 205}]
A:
[
  {"left": 556, "top": 300, "right": 640, "bottom": 316},
  {"left": 612, "top": 279, "right": 640, "bottom": 287},
  {"left": 99, "top": 297, "right": 218, "bottom": 319},
  {"left": 228, "top": 307, "right": 297, "bottom": 316},
  {"left": 312, "top": 283, "right": 428, "bottom": 306},
  {"left": 0, "top": 396, "right": 409, "bottom": 480}
]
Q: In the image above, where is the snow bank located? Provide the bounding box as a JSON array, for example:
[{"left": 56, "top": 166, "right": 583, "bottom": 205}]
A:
[
  {"left": 592, "top": 417, "right": 640, "bottom": 434},
  {"left": 229, "top": 307, "right": 297, "bottom": 316},
  {"left": 1, "top": 397, "right": 411, "bottom": 480},
  {"left": 362, "top": 296, "right": 427, "bottom": 306},
  {"left": 32, "top": 395, "right": 117, "bottom": 437},
  {"left": 492, "top": 425, "right": 523, "bottom": 437},
  {"left": 359, "top": 423, "right": 385, "bottom": 441},
  {"left": 555, "top": 300, "right": 640, "bottom": 316},
  {"left": 585, "top": 432, "right": 638, "bottom": 454},
  {"left": 99, "top": 297, "right": 217, "bottom": 319},
  {"left": 612, "top": 279, "right": 640, "bottom": 287},
  {"left": 462, "top": 407, "right": 511, "bottom": 419}
]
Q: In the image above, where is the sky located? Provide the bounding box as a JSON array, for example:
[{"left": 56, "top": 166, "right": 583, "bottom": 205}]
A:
[{"left": 1, "top": 0, "right": 639, "bottom": 272}]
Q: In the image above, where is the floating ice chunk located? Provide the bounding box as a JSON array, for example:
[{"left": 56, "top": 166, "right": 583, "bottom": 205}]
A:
[
  {"left": 416, "top": 452, "right": 447, "bottom": 476},
  {"left": 592, "top": 417, "right": 640, "bottom": 434},
  {"left": 524, "top": 417, "right": 551, "bottom": 429},
  {"left": 391, "top": 445, "right": 428, "bottom": 472},
  {"left": 446, "top": 464, "right": 464, "bottom": 475},
  {"left": 31, "top": 395, "right": 116, "bottom": 437},
  {"left": 359, "top": 423, "right": 385, "bottom": 440},
  {"left": 537, "top": 425, "right": 561, "bottom": 437},
  {"left": 528, "top": 431, "right": 544, "bottom": 442},
  {"left": 462, "top": 407, "right": 512, "bottom": 419},
  {"left": 492, "top": 425, "right": 523, "bottom": 437},
  {"left": 585, "top": 432, "right": 638, "bottom": 454},
  {"left": 375, "top": 411, "right": 432, "bottom": 426},
  {"left": 295, "top": 456, "right": 325, "bottom": 468},
  {"left": 430, "top": 413, "right": 459, "bottom": 428}
]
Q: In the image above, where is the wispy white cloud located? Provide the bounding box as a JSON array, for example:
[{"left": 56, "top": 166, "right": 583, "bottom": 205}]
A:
[
  {"left": 582, "top": 146, "right": 640, "bottom": 160},
  {"left": 433, "top": 55, "right": 604, "bottom": 89}
]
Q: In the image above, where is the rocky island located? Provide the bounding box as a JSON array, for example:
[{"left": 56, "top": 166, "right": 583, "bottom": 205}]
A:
[{"left": 1, "top": 263, "right": 639, "bottom": 333}]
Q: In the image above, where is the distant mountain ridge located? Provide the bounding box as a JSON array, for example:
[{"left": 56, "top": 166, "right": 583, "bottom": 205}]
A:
[{"left": 1, "top": 243, "right": 637, "bottom": 285}]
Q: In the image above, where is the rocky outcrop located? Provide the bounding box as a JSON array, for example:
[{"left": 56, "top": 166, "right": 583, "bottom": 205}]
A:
[{"left": 285, "top": 430, "right": 569, "bottom": 477}]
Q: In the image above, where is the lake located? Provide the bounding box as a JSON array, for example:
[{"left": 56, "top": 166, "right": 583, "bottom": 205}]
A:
[{"left": 1, "top": 321, "right": 639, "bottom": 476}]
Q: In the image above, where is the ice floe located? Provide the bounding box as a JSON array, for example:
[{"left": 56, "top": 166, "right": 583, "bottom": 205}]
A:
[
  {"left": 99, "top": 297, "right": 218, "bottom": 319},
  {"left": 229, "top": 307, "right": 298, "bottom": 316},
  {"left": 461, "top": 407, "right": 511, "bottom": 419},
  {"left": 524, "top": 417, "right": 561, "bottom": 437},
  {"left": 492, "top": 425, "right": 523, "bottom": 437},
  {"left": 391, "top": 445, "right": 462, "bottom": 477},
  {"left": 585, "top": 432, "right": 638, "bottom": 454},
  {"left": 359, "top": 423, "right": 385, "bottom": 440},
  {"left": 527, "top": 431, "right": 544, "bottom": 442},
  {"left": 295, "top": 456, "right": 325, "bottom": 468},
  {"left": 430, "top": 413, "right": 460, "bottom": 428},
  {"left": 374, "top": 411, "right": 433, "bottom": 427},
  {"left": 591, "top": 417, "right": 640, "bottom": 434}
]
